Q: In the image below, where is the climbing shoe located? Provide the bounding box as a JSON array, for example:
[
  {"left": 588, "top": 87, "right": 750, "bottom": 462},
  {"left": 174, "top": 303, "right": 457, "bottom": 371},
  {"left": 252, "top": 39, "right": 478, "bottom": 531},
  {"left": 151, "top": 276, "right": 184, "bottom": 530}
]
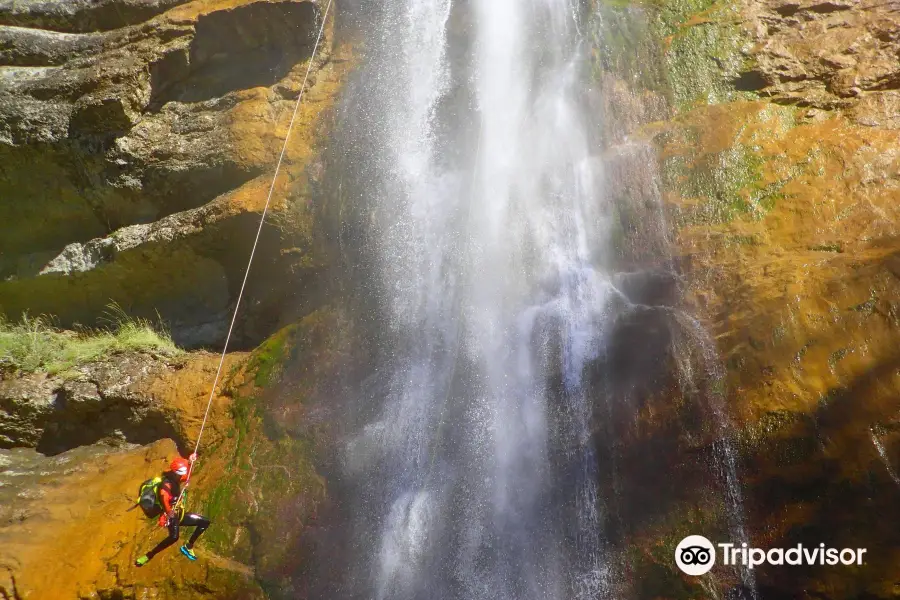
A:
[
  {"left": 180, "top": 545, "right": 197, "bottom": 561},
  {"left": 135, "top": 555, "right": 150, "bottom": 567}
]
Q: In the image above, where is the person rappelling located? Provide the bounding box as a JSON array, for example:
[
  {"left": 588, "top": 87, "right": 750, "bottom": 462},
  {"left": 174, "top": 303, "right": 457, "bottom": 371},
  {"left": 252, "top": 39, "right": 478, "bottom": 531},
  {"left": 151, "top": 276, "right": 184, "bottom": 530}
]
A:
[
  {"left": 134, "top": 453, "right": 212, "bottom": 566},
  {"left": 126, "top": 0, "right": 331, "bottom": 572}
]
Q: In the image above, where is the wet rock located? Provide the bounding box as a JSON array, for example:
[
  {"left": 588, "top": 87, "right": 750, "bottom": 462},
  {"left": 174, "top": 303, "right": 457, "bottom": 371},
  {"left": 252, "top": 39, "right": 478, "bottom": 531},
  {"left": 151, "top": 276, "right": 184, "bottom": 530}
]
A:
[
  {"left": 0, "top": 440, "right": 267, "bottom": 599},
  {"left": 588, "top": 0, "right": 900, "bottom": 595},
  {"left": 612, "top": 269, "right": 680, "bottom": 307},
  {"left": 0, "top": 0, "right": 192, "bottom": 33},
  {"left": 0, "top": 26, "right": 104, "bottom": 66},
  {"left": 745, "top": 0, "right": 900, "bottom": 110},
  {"left": 0, "top": 373, "right": 56, "bottom": 447}
]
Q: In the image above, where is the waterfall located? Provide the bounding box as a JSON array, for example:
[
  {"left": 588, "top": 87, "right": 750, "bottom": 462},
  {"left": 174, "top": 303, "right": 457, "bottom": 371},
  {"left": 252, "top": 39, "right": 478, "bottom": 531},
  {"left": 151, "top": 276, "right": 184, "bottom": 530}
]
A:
[
  {"left": 339, "top": 1, "right": 614, "bottom": 598},
  {"left": 330, "top": 1, "right": 748, "bottom": 598},
  {"left": 871, "top": 428, "right": 900, "bottom": 487}
]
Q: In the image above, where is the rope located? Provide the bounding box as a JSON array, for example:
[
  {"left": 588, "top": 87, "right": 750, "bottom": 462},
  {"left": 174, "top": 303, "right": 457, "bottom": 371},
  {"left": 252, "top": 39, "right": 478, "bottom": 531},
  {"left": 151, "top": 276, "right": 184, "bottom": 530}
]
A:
[{"left": 176, "top": 0, "right": 334, "bottom": 508}]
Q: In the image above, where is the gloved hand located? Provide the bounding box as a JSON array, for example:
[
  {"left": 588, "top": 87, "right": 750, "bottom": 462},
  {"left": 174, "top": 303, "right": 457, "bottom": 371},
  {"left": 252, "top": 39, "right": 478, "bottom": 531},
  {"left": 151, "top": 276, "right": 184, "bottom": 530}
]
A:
[
  {"left": 189, "top": 453, "right": 198, "bottom": 463},
  {"left": 157, "top": 510, "right": 177, "bottom": 528}
]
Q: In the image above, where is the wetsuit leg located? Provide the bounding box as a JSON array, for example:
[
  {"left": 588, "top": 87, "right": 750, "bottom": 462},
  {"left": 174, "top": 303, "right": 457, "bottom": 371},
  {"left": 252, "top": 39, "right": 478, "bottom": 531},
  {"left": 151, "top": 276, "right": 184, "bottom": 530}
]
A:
[
  {"left": 146, "top": 516, "right": 180, "bottom": 559},
  {"left": 180, "top": 512, "right": 211, "bottom": 548}
]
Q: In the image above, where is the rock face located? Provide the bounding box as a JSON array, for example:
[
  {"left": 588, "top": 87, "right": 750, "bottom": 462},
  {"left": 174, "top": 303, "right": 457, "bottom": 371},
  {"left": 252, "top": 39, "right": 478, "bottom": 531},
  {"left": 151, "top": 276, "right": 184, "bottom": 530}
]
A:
[
  {"left": 0, "top": 351, "right": 242, "bottom": 453},
  {"left": 0, "top": 309, "right": 348, "bottom": 599},
  {"left": 0, "top": 0, "right": 351, "bottom": 596},
  {"left": 0, "top": 440, "right": 267, "bottom": 600},
  {"left": 743, "top": 0, "right": 900, "bottom": 117},
  {"left": 0, "top": 0, "right": 350, "bottom": 348},
  {"left": 591, "top": 0, "right": 900, "bottom": 597}
]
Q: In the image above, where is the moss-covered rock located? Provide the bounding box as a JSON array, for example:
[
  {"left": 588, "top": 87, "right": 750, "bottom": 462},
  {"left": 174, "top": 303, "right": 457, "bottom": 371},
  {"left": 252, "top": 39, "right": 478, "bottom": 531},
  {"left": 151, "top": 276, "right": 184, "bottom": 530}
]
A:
[
  {"left": 0, "top": 307, "right": 350, "bottom": 598},
  {"left": 589, "top": 0, "right": 900, "bottom": 595},
  {"left": 187, "top": 309, "right": 351, "bottom": 597}
]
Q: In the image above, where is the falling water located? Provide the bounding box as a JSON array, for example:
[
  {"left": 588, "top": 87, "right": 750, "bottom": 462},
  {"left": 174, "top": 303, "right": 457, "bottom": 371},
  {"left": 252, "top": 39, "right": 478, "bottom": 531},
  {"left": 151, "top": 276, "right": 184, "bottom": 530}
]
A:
[
  {"left": 332, "top": 0, "right": 751, "bottom": 598},
  {"left": 670, "top": 313, "right": 757, "bottom": 598},
  {"left": 339, "top": 1, "right": 614, "bottom": 598},
  {"left": 870, "top": 428, "right": 900, "bottom": 487}
]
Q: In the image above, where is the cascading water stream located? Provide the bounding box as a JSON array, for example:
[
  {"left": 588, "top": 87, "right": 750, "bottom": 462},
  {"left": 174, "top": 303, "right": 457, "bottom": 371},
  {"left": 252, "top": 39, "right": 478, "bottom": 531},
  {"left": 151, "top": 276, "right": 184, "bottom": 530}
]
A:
[
  {"left": 333, "top": 1, "right": 751, "bottom": 598},
  {"left": 340, "top": 1, "right": 615, "bottom": 598},
  {"left": 871, "top": 428, "right": 900, "bottom": 487}
]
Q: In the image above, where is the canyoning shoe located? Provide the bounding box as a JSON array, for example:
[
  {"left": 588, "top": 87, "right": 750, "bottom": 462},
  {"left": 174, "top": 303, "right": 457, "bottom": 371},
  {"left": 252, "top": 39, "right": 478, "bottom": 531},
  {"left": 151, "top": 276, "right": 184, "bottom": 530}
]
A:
[
  {"left": 135, "top": 555, "right": 150, "bottom": 567},
  {"left": 180, "top": 545, "right": 197, "bottom": 561}
]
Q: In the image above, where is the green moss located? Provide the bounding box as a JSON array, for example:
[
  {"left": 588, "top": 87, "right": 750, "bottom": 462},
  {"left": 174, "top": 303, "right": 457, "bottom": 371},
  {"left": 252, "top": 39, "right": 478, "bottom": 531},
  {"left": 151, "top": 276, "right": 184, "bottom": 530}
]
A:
[
  {"left": 628, "top": 548, "right": 704, "bottom": 599},
  {"left": 666, "top": 141, "right": 779, "bottom": 224},
  {"left": 648, "top": 0, "right": 755, "bottom": 111},
  {"left": 737, "top": 410, "right": 819, "bottom": 465},
  {"left": 818, "top": 387, "right": 841, "bottom": 410},
  {"left": 772, "top": 325, "right": 787, "bottom": 343},
  {"left": 828, "top": 347, "right": 850, "bottom": 368},
  {"left": 626, "top": 500, "right": 731, "bottom": 599},
  {"left": 590, "top": 0, "right": 669, "bottom": 95},
  {"left": 188, "top": 313, "right": 343, "bottom": 596},
  {"left": 197, "top": 387, "right": 324, "bottom": 580},
  {"left": 650, "top": 0, "right": 718, "bottom": 34},
  {"left": 665, "top": 109, "right": 803, "bottom": 226},
  {"left": 245, "top": 324, "right": 300, "bottom": 388},
  {"left": 725, "top": 234, "right": 760, "bottom": 247},
  {"left": 591, "top": 0, "right": 758, "bottom": 110},
  {"left": 809, "top": 243, "right": 843, "bottom": 253},
  {"left": 793, "top": 341, "right": 813, "bottom": 365},
  {"left": 852, "top": 292, "right": 877, "bottom": 315}
]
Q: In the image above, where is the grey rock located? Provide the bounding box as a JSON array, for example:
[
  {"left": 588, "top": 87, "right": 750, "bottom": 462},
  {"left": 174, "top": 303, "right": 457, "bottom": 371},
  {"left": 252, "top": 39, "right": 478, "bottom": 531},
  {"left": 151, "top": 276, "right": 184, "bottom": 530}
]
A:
[
  {"left": 0, "top": 25, "right": 104, "bottom": 66},
  {"left": 0, "top": 352, "right": 182, "bottom": 454},
  {"left": 0, "top": 0, "right": 192, "bottom": 33},
  {"left": 0, "top": 0, "right": 331, "bottom": 349}
]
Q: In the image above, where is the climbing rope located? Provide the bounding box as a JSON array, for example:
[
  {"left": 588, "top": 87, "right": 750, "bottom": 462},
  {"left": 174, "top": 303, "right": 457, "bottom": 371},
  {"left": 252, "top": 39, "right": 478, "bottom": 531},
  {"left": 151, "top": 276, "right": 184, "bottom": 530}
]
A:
[{"left": 175, "top": 0, "right": 334, "bottom": 509}]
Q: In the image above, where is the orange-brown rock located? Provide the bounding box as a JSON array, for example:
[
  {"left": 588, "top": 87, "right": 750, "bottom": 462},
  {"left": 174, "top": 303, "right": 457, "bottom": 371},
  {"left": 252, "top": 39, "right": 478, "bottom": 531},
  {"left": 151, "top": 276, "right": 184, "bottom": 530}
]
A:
[
  {"left": 743, "top": 0, "right": 900, "bottom": 118},
  {"left": 0, "top": 0, "right": 354, "bottom": 349},
  {"left": 0, "top": 440, "right": 266, "bottom": 600},
  {"left": 660, "top": 99, "right": 900, "bottom": 600},
  {"left": 591, "top": 0, "right": 900, "bottom": 595},
  {"left": 0, "top": 351, "right": 244, "bottom": 454}
]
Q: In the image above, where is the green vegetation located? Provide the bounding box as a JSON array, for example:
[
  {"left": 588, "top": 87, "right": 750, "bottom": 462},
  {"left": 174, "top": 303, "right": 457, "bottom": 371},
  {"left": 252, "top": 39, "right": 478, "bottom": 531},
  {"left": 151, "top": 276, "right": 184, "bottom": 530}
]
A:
[
  {"left": 589, "top": 0, "right": 669, "bottom": 96},
  {"left": 657, "top": 1, "right": 751, "bottom": 110},
  {"left": 665, "top": 141, "right": 787, "bottom": 225},
  {"left": 809, "top": 242, "right": 843, "bottom": 253},
  {"left": 852, "top": 291, "right": 877, "bottom": 315},
  {"left": 193, "top": 314, "right": 343, "bottom": 595},
  {"left": 662, "top": 104, "right": 802, "bottom": 226},
  {"left": 828, "top": 347, "right": 850, "bottom": 367},
  {"left": 625, "top": 500, "right": 730, "bottom": 599},
  {"left": 593, "top": 0, "right": 755, "bottom": 111},
  {"left": 0, "top": 308, "right": 179, "bottom": 375},
  {"left": 244, "top": 322, "right": 301, "bottom": 388}
]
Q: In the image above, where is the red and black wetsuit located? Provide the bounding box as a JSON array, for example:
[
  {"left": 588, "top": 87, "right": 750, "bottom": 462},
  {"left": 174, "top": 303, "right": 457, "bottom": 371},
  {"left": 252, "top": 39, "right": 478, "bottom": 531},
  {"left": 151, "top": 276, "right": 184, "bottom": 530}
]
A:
[{"left": 145, "top": 472, "right": 211, "bottom": 559}]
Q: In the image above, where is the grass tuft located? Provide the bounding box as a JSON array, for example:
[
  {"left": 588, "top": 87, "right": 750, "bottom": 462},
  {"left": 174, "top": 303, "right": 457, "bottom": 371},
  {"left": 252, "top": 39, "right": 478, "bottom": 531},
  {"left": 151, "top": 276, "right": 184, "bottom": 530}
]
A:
[{"left": 0, "top": 306, "right": 180, "bottom": 375}]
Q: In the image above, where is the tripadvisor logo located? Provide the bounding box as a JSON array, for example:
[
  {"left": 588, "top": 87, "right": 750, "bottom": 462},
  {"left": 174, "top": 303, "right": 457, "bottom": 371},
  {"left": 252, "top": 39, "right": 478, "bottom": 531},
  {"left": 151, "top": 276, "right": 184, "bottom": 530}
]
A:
[
  {"left": 675, "top": 535, "right": 716, "bottom": 576},
  {"left": 675, "top": 535, "right": 868, "bottom": 576}
]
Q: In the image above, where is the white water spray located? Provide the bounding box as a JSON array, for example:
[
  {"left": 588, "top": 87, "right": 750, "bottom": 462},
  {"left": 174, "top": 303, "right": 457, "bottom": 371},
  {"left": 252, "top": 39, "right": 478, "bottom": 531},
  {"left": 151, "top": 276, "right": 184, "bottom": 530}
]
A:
[
  {"left": 345, "top": 1, "right": 616, "bottom": 598},
  {"left": 337, "top": 1, "right": 750, "bottom": 599},
  {"left": 871, "top": 428, "right": 900, "bottom": 487}
]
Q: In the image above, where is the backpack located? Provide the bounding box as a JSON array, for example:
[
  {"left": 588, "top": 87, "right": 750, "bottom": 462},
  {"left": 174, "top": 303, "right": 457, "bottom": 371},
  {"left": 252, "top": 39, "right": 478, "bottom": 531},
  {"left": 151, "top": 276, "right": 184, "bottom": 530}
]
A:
[{"left": 136, "top": 476, "right": 164, "bottom": 518}]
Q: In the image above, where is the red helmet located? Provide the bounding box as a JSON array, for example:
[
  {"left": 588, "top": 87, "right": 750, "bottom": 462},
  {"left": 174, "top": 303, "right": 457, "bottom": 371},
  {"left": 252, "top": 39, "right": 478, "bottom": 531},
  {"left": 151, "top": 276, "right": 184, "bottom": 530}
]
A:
[{"left": 170, "top": 457, "right": 190, "bottom": 481}]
